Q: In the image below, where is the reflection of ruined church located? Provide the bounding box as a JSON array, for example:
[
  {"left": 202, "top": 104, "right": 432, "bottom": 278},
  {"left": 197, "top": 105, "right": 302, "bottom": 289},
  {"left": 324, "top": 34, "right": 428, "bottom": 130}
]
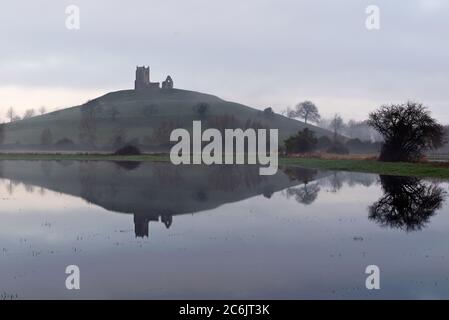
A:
[
  {"left": 134, "top": 214, "right": 173, "bottom": 238},
  {"left": 134, "top": 66, "right": 173, "bottom": 90}
]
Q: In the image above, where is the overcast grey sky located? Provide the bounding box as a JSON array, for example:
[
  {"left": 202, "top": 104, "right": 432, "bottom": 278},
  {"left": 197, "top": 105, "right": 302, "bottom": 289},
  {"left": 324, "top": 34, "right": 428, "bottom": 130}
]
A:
[{"left": 1, "top": 0, "right": 448, "bottom": 122}]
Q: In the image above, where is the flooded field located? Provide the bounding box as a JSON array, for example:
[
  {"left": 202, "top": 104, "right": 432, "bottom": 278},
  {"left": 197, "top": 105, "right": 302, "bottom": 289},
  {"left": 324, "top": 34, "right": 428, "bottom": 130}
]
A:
[{"left": 0, "top": 160, "right": 448, "bottom": 299}]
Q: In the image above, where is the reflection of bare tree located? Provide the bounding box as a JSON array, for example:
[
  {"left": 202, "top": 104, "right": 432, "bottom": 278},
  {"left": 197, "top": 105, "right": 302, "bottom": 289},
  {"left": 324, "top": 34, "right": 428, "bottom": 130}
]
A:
[
  {"left": 24, "top": 184, "right": 35, "bottom": 193},
  {"left": 345, "top": 172, "right": 377, "bottom": 187},
  {"left": 6, "top": 181, "right": 14, "bottom": 195},
  {"left": 0, "top": 123, "right": 5, "bottom": 145},
  {"left": 328, "top": 172, "right": 343, "bottom": 193},
  {"left": 319, "top": 172, "right": 378, "bottom": 192},
  {"left": 282, "top": 167, "right": 318, "bottom": 184},
  {"left": 285, "top": 182, "right": 320, "bottom": 205},
  {"left": 79, "top": 162, "right": 98, "bottom": 203},
  {"left": 369, "top": 176, "right": 446, "bottom": 232}
]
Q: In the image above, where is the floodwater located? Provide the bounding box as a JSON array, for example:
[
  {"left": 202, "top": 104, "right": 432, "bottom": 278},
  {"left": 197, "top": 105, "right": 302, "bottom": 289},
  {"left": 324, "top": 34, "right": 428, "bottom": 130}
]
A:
[{"left": 0, "top": 160, "right": 448, "bottom": 299}]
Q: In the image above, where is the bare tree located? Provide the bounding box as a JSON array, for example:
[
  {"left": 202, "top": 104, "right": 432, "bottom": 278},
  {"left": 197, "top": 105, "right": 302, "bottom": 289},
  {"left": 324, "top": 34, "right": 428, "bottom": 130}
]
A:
[
  {"left": 281, "top": 107, "right": 296, "bottom": 118},
  {"left": 0, "top": 123, "right": 5, "bottom": 145},
  {"left": 110, "top": 126, "right": 127, "bottom": 149},
  {"left": 79, "top": 106, "right": 97, "bottom": 147},
  {"left": 6, "top": 107, "right": 15, "bottom": 123},
  {"left": 345, "top": 119, "right": 382, "bottom": 142},
  {"left": 330, "top": 114, "right": 344, "bottom": 140},
  {"left": 39, "top": 106, "right": 47, "bottom": 115},
  {"left": 368, "top": 102, "right": 445, "bottom": 162},
  {"left": 41, "top": 128, "right": 53, "bottom": 145},
  {"left": 23, "top": 109, "right": 36, "bottom": 119},
  {"left": 108, "top": 106, "right": 119, "bottom": 121},
  {"left": 151, "top": 120, "right": 179, "bottom": 145},
  {"left": 284, "top": 128, "right": 318, "bottom": 154},
  {"left": 295, "top": 101, "right": 321, "bottom": 124}
]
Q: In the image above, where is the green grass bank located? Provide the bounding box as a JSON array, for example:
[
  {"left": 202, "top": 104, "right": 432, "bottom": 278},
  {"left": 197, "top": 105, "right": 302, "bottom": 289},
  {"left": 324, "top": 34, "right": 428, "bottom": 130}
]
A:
[{"left": 0, "top": 153, "right": 448, "bottom": 179}]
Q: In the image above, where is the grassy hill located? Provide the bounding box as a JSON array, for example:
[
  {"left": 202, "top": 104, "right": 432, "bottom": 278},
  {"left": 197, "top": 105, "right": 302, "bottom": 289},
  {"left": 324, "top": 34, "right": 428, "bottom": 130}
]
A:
[{"left": 1, "top": 88, "right": 333, "bottom": 151}]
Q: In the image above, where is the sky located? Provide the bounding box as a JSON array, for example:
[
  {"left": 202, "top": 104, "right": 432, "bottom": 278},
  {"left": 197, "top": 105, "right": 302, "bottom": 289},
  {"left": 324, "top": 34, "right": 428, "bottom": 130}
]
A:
[{"left": 1, "top": 0, "right": 448, "bottom": 123}]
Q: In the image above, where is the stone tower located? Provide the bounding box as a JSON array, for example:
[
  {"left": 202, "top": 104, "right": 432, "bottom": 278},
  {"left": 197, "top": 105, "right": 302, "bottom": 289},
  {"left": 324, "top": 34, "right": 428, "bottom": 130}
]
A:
[{"left": 134, "top": 66, "right": 160, "bottom": 90}]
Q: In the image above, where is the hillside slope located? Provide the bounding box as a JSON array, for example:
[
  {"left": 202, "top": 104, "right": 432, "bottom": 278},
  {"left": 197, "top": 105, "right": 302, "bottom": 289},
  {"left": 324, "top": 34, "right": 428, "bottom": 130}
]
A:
[{"left": 2, "top": 88, "right": 333, "bottom": 151}]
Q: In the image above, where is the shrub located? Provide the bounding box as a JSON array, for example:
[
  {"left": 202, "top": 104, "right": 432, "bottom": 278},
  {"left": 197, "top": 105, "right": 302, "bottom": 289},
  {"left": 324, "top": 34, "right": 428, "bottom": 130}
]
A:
[
  {"left": 193, "top": 102, "right": 209, "bottom": 118},
  {"left": 263, "top": 107, "right": 275, "bottom": 117},
  {"left": 284, "top": 128, "right": 318, "bottom": 154},
  {"left": 317, "top": 135, "right": 332, "bottom": 150}
]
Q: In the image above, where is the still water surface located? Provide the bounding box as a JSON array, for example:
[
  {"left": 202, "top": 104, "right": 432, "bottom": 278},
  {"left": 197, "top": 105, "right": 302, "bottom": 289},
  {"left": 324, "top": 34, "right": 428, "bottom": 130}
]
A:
[{"left": 0, "top": 160, "right": 448, "bottom": 299}]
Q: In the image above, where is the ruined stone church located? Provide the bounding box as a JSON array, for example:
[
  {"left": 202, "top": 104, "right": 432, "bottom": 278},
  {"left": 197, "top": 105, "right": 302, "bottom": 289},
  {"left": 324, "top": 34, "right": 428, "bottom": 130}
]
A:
[{"left": 134, "top": 66, "right": 173, "bottom": 90}]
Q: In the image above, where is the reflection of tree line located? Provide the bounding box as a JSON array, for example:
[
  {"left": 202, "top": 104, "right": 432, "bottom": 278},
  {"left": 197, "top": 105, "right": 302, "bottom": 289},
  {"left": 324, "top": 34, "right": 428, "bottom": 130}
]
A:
[
  {"left": 282, "top": 168, "right": 447, "bottom": 232},
  {"left": 282, "top": 169, "right": 378, "bottom": 204}
]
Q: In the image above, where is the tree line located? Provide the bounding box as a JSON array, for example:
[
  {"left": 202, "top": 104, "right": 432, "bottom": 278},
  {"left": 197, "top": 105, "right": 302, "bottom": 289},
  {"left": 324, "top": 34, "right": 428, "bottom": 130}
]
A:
[
  {"left": 3, "top": 106, "right": 48, "bottom": 123},
  {"left": 283, "top": 100, "right": 447, "bottom": 162},
  {"left": 281, "top": 101, "right": 382, "bottom": 142}
]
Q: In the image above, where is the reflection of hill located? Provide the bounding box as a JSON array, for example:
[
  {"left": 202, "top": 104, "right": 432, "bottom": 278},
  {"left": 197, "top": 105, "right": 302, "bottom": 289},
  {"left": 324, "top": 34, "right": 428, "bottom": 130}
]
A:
[
  {"left": 2, "top": 161, "right": 438, "bottom": 235},
  {"left": 0, "top": 161, "right": 325, "bottom": 237}
]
